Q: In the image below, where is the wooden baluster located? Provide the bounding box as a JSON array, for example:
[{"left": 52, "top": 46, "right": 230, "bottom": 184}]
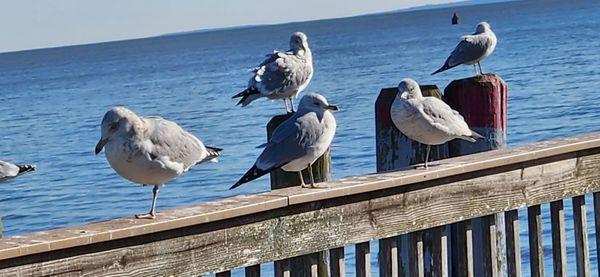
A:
[
  {"left": 550, "top": 200, "right": 567, "bottom": 277},
  {"left": 430, "top": 226, "right": 448, "bottom": 277},
  {"left": 408, "top": 231, "right": 424, "bottom": 277},
  {"left": 216, "top": 271, "right": 231, "bottom": 277},
  {"left": 379, "top": 237, "right": 398, "bottom": 277},
  {"left": 245, "top": 265, "right": 260, "bottom": 277},
  {"left": 594, "top": 192, "right": 600, "bottom": 276},
  {"left": 356, "top": 242, "right": 371, "bottom": 277},
  {"left": 505, "top": 210, "right": 521, "bottom": 277},
  {"left": 275, "top": 259, "right": 291, "bottom": 277},
  {"left": 451, "top": 220, "right": 473, "bottom": 277},
  {"left": 481, "top": 215, "right": 499, "bottom": 277},
  {"left": 573, "top": 195, "right": 590, "bottom": 276},
  {"left": 330, "top": 247, "right": 345, "bottom": 277},
  {"left": 527, "top": 205, "right": 544, "bottom": 277}
]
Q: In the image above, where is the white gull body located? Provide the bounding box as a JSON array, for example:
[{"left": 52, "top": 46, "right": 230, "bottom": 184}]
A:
[
  {"left": 390, "top": 78, "right": 482, "bottom": 167},
  {"left": 95, "top": 107, "right": 221, "bottom": 218}
]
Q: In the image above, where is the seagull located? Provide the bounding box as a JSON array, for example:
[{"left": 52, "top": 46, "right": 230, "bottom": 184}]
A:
[
  {"left": 233, "top": 32, "right": 313, "bottom": 113},
  {"left": 390, "top": 78, "right": 482, "bottom": 168},
  {"left": 432, "top": 22, "right": 497, "bottom": 75},
  {"left": 0, "top": 160, "right": 35, "bottom": 183},
  {"left": 230, "top": 93, "right": 338, "bottom": 189},
  {"left": 95, "top": 107, "right": 222, "bottom": 219}
]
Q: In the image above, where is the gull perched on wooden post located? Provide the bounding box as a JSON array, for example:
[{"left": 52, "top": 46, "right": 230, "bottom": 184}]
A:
[
  {"left": 230, "top": 93, "right": 338, "bottom": 189},
  {"left": 0, "top": 160, "right": 35, "bottom": 183},
  {"left": 95, "top": 107, "right": 222, "bottom": 219},
  {"left": 432, "top": 22, "right": 497, "bottom": 75},
  {"left": 390, "top": 79, "right": 482, "bottom": 168},
  {"left": 232, "top": 32, "right": 313, "bottom": 113}
]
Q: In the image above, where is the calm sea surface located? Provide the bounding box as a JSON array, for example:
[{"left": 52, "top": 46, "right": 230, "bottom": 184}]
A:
[{"left": 1, "top": 0, "right": 600, "bottom": 274}]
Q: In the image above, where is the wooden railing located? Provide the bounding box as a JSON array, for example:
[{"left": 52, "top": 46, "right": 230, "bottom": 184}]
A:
[{"left": 1, "top": 133, "right": 600, "bottom": 276}]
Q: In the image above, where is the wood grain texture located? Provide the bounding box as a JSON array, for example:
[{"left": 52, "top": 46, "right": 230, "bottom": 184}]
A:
[
  {"left": 573, "top": 195, "right": 591, "bottom": 277},
  {"left": 550, "top": 200, "right": 567, "bottom": 277},
  {"left": 527, "top": 205, "right": 543, "bottom": 277},
  {"left": 505, "top": 210, "right": 521, "bottom": 277},
  {"left": 2, "top": 149, "right": 600, "bottom": 275}
]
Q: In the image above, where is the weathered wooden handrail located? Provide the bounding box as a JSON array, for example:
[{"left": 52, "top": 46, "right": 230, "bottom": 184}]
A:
[{"left": 2, "top": 132, "right": 600, "bottom": 276}]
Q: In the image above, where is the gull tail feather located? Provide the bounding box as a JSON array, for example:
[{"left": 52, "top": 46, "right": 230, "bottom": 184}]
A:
[
  {"left": 232, "top": 87, "right": 261, "bottom": 107},
  {"left": 460, "top": 130, "right": 484, "bottom": 142},
  {"left": 203, "top": 146, "right": 222, "bottom": 163},
  {"left": 17, "top": 164, "right": 35, "bottom": 175},
  {"left": 230, "top": 164, "right": 276, "bottom": 190},
  {"left": 431, "top": 61, "right": 459, "bottom": 75}
]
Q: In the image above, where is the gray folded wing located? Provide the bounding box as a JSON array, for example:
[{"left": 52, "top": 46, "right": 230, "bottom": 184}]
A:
[
  {"left": 142, "top": 117, "right": 208, "bottom": 171},
  {"left": 445, "top": 35, "right": 489, "bottom": 67},
  {"left": 420, "top": 98, "right": 472, "bottom": 137},
  {"left": 256, "top": 113, "right": 322, "bottom": 170},
  {"left": 249, "top": 51, "right": 311, "bottom": 97}
]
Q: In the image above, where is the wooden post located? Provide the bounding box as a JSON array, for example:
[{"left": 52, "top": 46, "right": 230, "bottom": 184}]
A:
[
  {"left": 375, "top": 85, "right": 447, "bottom": 276},
  {"left": 444, "top": 73, "right": 508, "bottom": 276},
  {"left": 267, "top": 113, "right": 330, "bottom": 277}
]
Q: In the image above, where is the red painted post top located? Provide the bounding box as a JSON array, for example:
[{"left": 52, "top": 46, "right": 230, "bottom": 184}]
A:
[{"left": 444, "top": 73, "right": 508, "bottom": 130}]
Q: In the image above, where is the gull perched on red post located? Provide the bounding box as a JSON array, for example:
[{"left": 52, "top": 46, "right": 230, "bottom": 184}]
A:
[
  {"left": 390, "top": 79, "right": 482, "bottom": 168},
  {"left": 432, "top": 22, "right": 497, "bottom": 75}
]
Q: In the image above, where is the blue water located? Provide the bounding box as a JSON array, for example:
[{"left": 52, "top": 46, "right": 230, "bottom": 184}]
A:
[{"left": 1, "top": 0, "right": 600, "bottom": 274}]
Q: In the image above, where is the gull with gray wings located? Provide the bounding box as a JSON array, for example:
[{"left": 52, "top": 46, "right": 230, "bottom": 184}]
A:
[
  {"left": 233, "top": 32, "right": 313, "bottom": 113},
  {"left": 231, "top": 93, "right": 338, "bottom": 189},
  {"left": 95, "top": 107, "right": 221, "bottom": 219},
  {"left": 391, "top": 78, "right": 482, "bottom": 168},
  {"left": 432, "top": 22, "right": 497, "bottom": 75}
]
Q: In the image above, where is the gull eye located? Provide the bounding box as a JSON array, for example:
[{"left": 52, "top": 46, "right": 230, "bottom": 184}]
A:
[{"left": 109, "top": 123, "right": 117, "bottom": 130}]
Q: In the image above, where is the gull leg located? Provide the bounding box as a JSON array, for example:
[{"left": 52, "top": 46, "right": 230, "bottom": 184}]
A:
[
  {"left": 299, "top": 171, "right": 310, "bottom": 188},
  {"left": 424, "top": 145, "right": 431, "bottom": 169},
  {"left": 478, "top": 62, "right": 484, "bottom": 75},
  {"left": 307, "top": 163, "right": 323, "bottom": 188},
  {"left": 135, "top": 185, "right": 159, "bottom": 219}
]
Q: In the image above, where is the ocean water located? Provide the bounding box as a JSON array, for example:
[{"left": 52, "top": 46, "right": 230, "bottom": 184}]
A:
[{"left": 1, "top": 0, "right": 600, "bottom": 274}]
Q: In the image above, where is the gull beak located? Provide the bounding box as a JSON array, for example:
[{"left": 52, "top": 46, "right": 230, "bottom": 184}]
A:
[
  {"left": 95, "top": 138, "right": 108, "bottom": 155},
  {"left": 325, "top": 104, "right": 340, "bottom": 111}
]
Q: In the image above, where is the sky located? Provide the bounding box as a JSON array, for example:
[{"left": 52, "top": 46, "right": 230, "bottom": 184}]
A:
[{"left": 0, "top": 0, "right": 462, "bottom": 53}]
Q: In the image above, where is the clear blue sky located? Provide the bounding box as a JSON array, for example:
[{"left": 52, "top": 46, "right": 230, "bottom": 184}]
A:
[{"left": 0, "top": 0, "right": 461, "bottom": 53}]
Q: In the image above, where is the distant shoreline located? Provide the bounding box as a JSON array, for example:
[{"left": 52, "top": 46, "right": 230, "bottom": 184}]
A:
[{"left": 0, "top": 0, "right": 515, "bottom": 55}]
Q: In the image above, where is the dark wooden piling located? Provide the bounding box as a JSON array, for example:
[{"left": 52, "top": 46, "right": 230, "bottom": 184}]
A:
[
  {"left": 267, "top": 113, "right": 331, "bottom": 277},
  {"left": 375, "top": 85, "right": 448, "bottom": 276},
  {"left": 444, "top": 73, "right": 508, "bottom": 276}
]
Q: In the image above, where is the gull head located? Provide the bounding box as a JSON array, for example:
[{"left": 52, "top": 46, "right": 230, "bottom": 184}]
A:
[
  {"left": 290, "top": 32, "right": 309, "bottom": 53},
  {"left": 95, "top": 107, "right": 140, "bottom": 155},
  {"left": 398, "top": 78, "right": 423, "bottom": 100},
  {"left": 298, "top": 92, "right": 339, "bottom": 112},
  {"left": 476, "top": 22, "right": 491, "bottom": 33}
]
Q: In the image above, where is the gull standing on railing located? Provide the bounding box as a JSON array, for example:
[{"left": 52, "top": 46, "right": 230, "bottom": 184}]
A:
[
  {"left": 231, "top": 93, "right": 338, "bottom": 189},
  {"left": 390, "top": 79, "right": 482, "bottom": 168},
  {"left": 233, "top": 32, "right": 313, "bottom": 113},
  {"left": 432, "top": 22, "right": 497, "bottom": 75},
  {"left": 0, "top": 160, "right": 35, "bottom": 183},
  {"left": 95, "top": 107, "right": 222, "bottom": 219}
]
